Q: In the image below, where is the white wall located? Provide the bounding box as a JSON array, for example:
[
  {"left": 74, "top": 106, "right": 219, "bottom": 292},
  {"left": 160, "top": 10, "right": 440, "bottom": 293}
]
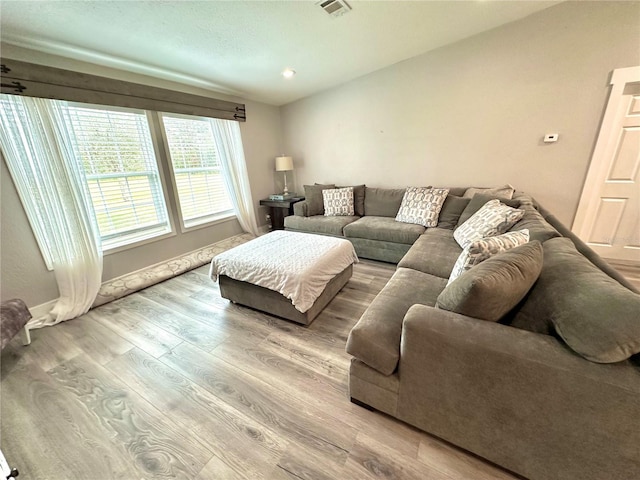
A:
[
  {"left": 0, "top": 45, "right": 283, "bottom": 307},
  {"left": 281, "top": 1, "right": 640, "bottom": 226}
]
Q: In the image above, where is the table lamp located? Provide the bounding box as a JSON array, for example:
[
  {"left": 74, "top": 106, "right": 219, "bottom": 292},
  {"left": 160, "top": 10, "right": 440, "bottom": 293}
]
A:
[{"left": 275, "top": 155, "right": 294, "bottom": 195}]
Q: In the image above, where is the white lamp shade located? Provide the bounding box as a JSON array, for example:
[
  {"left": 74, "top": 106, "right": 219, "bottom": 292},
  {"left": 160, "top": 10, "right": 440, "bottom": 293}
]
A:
[{"left": 275, "top": 155, "right": 293, "bottom": 171}]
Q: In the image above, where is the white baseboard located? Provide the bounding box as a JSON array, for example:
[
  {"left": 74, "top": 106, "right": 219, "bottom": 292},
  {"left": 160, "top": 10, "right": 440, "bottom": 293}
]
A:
[{"left": 28, "top": 299, "right": 57, "bottom": 323}]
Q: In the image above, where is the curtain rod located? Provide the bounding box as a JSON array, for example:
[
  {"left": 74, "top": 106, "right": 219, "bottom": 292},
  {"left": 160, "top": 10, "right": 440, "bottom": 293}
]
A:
[{"left": 0, "top": 59, "right": 246, "bottom": 122}]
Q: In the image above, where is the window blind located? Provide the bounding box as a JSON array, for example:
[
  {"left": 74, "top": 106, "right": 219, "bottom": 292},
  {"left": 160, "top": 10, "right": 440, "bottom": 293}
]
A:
[
  {"left": 162, "top": 114, "right": 233, "bottom": 228},
  {"left": 61, "top": 105, "right": 171, "bottom": 248}
]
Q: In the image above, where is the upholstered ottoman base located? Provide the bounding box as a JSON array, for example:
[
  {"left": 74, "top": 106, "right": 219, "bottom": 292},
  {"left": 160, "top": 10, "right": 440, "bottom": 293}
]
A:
[
  {"left": 211, "top": 231, "right": 358, "bottom": 326},
  {"left": 219, "top": 264, "right": 352, "bottom": 325}
]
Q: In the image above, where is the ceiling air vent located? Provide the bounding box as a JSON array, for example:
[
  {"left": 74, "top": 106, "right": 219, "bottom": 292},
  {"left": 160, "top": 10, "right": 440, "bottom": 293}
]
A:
[{"left": 318, "top": 0, "right": 351, "bottom": 18}]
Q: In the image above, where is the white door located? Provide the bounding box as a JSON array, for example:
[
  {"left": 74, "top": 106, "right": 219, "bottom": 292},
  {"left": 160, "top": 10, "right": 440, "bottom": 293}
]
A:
[{"left": 573, "top": 66, "right": 640, "bottom": 263}]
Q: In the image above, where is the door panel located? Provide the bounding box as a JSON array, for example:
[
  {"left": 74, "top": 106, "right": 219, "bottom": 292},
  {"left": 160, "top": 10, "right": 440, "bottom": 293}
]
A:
[
  {"left": 573, "top": 68, "right": 640, "bottom": 263},
  {"left": 608, "top": 127, "right": 639, "bottom": 181}
]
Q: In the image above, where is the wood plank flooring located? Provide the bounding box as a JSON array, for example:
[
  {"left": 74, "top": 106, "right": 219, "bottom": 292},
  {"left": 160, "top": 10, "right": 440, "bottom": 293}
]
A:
[{"left": 1, "top": 260, "right": 520, "bottom": 479}]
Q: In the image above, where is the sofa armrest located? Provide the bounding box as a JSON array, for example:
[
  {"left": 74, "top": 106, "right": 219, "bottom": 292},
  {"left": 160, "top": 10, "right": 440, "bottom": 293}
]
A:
[
  {"left": 293, "top": 200, "right": 309, "bottom": 217},
  {"left": 401, "top": 305, "right": 591, "bottom": 372},
  {"left": 397, "top": 304, "right": 640, "bottom": 480}
]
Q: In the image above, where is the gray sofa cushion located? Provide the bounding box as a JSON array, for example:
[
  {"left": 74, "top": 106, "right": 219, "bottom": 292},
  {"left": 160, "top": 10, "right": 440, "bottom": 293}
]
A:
[
  {"left": 512, "top": 191, "right": 536, "bottom": 206},
  {"left": 284, "top": 214, "right": 358, "bottom": 236},
  {"left": 441, "top": 186, "right": 468, "bottom": 197},
  {"left": 463, "top": 184, "right": 515, "bottom": 200},
  {"left": 504, "top": 300, "right": 555, "bottom": 336},
  {"left": 509, "top": 204, "right": 560, "bottom": 243},
  {"left": 344, "top": 216, "right": 425, "bottom": 245},
  {"left": 397, "top": 228, "right": 462, "bottom": 279},
  {"left": 541, "top": 212, "right": 639, "bottom": 293},
  {"left": 364, "top": 187, "right": 406, "bottom": 217},
  {"left": 292, "top": 200, "right": 308, "bottom": 217},
  {"left": 436, "top": 241, "right": 543, "bottom": 322},
  {"left": 437, "top": 195, "right": 471, "bottom": 229},
  {"left": 347, "top": 238, "right": 413, "bottom": 264},
  {"left": 304, "top": 184, "right": 335, "bottom": 216},
  {"left": 346, "top": 267, "right": 447, "bottom": 375},
  {"left": 512, "top": 237, "right": 640, "bottom": 363}
]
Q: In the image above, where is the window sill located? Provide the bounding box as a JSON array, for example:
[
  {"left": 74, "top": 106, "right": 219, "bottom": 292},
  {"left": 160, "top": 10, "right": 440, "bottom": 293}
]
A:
[
  {"left": 180, "top": 212, "right": 237, "bottom": 233},
  {"left": 103, "top": 229, "right": 176, "bottom": 257},
  {"left": 98, "top": 214, "right": 237, "bottom": 258}
]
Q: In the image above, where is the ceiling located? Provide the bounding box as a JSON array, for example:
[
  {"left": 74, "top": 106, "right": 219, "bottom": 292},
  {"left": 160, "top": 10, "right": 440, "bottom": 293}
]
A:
[{"left": 0, "top": 1, "right": 560, "bottom": 106}]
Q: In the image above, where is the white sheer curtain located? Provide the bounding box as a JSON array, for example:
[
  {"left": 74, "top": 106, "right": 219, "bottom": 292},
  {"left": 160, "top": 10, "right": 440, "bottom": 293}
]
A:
[
  {"left": 210, "top": 118, "right": 260, "bottom": 237},
  {"left": 0, "top": 95, "right": 103, "bottom": 327}
]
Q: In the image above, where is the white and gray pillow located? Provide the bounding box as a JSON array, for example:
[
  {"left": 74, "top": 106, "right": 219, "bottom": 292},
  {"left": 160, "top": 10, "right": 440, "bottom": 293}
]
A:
[
  {"left": 323, "top": 186, "right": 355, "bottom": 216},
  {"left": 454, "top": 199, "right": 525, "bottom": 249},
  {"left": 448, "top": 229, "right": 530, "bottom": 285},
  {"left": 395, "top": 187, "right": 449, "bottom": 227}
]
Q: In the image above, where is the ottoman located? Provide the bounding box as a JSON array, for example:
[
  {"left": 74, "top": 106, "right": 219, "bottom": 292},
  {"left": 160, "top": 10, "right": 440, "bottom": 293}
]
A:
[{"left": 210, "top": 231, "right": 358, "bottom": 325}]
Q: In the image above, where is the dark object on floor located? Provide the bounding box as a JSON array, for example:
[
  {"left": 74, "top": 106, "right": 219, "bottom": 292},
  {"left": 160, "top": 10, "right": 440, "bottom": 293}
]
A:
[{"left": 1, "top": 298, "right": 32, "bottom": 350}]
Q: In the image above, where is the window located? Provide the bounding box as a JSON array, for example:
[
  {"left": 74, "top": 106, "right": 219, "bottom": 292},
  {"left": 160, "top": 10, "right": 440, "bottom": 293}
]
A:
[
  {"left": 1, "top": 96, "right": 244, "bottom": 262},
  {"left": 161, "top": 114, "right": 233, "bottom": 228},
  {"left": 61, "top": 105, "right": 172, "bottom": 249}
]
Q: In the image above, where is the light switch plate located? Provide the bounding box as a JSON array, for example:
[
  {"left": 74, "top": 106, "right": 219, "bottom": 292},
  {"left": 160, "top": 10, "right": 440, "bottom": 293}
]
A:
[{"left": 544, "top": 133, "right": 559, "bottom": 143}]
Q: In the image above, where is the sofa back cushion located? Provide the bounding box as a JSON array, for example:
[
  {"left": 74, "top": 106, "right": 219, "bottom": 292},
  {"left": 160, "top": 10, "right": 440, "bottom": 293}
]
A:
[
  {"left": 542, "top": 212, "right": 638, "bottom": 293},
  {"left": 436, "top": 241, "right": 543, "bottom": 322},
  {"left": 304, "top": 184, "right": 335, "bottom": 216},
  {"left": 509, "top": 204, "right": 560, "bottom": 243},
  {"left": 509, "top": 237, "right": 640, "bottom": 363},
  {"left": 437, "top": 195, "right": 471, "bottom": 229},
  {"left": 463, "top": 184, "right": 515, "bottom": 200},
  {"left": 364, "top": 187, "right": 407, "bottom": 217},
  {"left": 443, "top": 186, "right": 468, "bottom": 197}
]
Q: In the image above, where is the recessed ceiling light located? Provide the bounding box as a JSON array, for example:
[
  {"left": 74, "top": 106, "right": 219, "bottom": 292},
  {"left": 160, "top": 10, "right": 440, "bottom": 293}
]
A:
[{"left": 282, "top": 68, "right": 296, "bottom": 79}]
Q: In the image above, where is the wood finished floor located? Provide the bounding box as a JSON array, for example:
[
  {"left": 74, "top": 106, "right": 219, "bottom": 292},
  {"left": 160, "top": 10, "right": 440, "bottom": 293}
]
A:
[{"left": 1, "top": 260, "right": 520, "bottom": 480}]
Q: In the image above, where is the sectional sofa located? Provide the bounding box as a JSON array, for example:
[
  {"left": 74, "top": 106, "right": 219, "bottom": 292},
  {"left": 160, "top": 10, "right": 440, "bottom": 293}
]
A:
[
  {"left": 284, "top": 185, "right": 640, "bottom": 480},
  {"left": 286, "top": 184, "right": 447, "bottom": 263}
]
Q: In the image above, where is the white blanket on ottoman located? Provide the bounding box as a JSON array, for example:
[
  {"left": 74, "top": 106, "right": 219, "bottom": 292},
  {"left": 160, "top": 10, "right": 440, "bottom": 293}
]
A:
[{"left": 210, "top": 230, "right": 359, "bottom": 313}]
